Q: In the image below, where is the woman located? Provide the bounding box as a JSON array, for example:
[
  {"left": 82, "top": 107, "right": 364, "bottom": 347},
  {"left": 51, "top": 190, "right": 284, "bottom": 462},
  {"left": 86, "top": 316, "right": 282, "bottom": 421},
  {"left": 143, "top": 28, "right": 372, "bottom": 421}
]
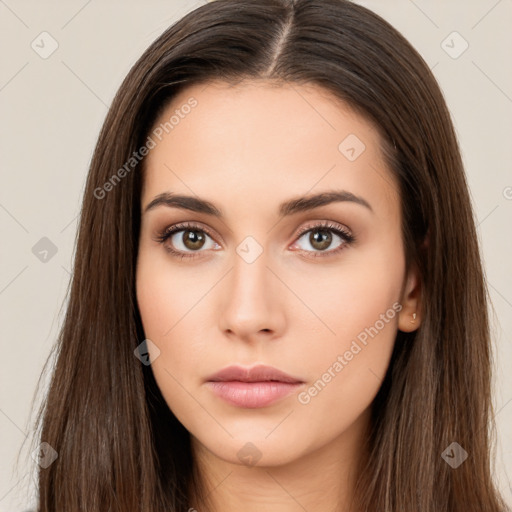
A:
[{"left": 31, "top": 0, "right": 509, "bottom": 510}]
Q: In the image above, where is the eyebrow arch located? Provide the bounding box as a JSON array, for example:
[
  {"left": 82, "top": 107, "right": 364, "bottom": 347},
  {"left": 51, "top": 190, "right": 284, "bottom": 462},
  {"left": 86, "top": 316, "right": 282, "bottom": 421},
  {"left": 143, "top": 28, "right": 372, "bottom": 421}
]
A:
[{"left": 143, "top": 190, "right": 373, "bottom": 217}]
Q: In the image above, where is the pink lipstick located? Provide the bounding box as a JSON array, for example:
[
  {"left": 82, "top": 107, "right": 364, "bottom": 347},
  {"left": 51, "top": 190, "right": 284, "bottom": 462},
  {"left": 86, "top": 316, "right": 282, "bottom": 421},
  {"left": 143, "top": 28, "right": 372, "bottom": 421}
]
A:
[{"left": 205, "top": 364, "right": 304, "bottom": 408}]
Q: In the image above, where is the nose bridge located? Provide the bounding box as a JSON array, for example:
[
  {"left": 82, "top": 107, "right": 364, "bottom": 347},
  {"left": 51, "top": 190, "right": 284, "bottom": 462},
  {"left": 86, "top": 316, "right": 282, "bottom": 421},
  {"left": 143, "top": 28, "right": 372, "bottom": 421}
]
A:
[
  {"left": 219, "top": 239, "right": 284, "bottom": 338},
  {"left": 232, "top": 246, "right": 269, "bottom": 299}
]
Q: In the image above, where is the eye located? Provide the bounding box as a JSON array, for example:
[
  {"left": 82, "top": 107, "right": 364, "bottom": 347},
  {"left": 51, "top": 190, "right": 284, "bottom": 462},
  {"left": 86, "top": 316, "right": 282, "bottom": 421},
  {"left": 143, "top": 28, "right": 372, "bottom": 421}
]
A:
[
  {"left": 154, "top": 222, "right": 220, "bottom": 259},
  {"left": 154, "top": 220, "right": 355, "bottom": 260},
  {"left": 291, "top": 221, "right": 355, "bottom": 257}
]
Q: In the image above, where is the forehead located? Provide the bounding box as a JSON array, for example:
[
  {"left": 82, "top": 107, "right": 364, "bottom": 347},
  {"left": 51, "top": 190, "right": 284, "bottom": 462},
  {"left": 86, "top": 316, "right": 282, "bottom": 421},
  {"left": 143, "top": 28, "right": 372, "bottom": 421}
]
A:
[{"left": 141, "top": 79, "right": 399, "bottom": 219}]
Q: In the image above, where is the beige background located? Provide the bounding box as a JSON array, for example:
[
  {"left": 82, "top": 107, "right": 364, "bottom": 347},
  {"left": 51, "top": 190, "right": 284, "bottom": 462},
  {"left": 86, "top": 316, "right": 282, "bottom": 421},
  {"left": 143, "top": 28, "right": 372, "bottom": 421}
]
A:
[{"left": 1, "top": 0, "right": 511, "bottom": 509}]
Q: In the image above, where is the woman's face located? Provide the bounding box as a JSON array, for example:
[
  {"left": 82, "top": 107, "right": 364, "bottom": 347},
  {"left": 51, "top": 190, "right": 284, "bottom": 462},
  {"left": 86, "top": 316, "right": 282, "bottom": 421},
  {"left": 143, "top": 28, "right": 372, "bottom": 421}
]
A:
[{"left": 136, "top": 80, "right": 420, "bottom": 468}]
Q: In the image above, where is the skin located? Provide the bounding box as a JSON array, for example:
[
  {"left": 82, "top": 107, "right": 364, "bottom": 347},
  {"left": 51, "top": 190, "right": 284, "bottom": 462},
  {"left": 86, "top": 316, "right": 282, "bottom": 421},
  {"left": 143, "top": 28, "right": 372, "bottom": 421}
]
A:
[{"left": 136, "top": 79, "right": 421, "bottom": 512}]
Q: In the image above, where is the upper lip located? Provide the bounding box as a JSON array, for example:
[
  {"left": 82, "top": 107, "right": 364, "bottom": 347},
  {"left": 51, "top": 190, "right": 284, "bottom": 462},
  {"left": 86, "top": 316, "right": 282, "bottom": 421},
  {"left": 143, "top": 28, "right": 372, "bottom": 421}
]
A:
[{"left": 206, "top": 364, "right": 304, "bottom": 384}]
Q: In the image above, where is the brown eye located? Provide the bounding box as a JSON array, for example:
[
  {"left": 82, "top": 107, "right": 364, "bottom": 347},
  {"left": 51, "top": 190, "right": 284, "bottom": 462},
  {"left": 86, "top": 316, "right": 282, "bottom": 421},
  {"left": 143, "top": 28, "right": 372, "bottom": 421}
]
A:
[
  {"left": 181, "top": 229, "right": 206, "bottom": 250},
  {"left": 155, "top": 223, "right": 220, "bottom": 258},
  {"left": 309, "top": 229, "right": 332, "bottom": 251},
  {"left": 291, "top": 221, "right": 355, "bottom": 257}
]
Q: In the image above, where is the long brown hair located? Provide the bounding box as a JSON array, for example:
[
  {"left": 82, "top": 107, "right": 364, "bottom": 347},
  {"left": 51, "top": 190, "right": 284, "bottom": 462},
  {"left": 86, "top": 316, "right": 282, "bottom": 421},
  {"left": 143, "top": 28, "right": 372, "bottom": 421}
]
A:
[{"left": 29, "top": 0, "right": 509, "bottom": 510}]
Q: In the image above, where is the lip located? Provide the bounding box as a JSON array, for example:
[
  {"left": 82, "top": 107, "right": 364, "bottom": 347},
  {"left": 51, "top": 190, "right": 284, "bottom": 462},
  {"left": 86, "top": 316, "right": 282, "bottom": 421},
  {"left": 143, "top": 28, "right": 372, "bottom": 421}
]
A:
[
  {"left": 205, "top": 364, "right": 305, "bottom": 408},
  {"left": 206, "top": 364, "right": 303, "bottom": 384}
]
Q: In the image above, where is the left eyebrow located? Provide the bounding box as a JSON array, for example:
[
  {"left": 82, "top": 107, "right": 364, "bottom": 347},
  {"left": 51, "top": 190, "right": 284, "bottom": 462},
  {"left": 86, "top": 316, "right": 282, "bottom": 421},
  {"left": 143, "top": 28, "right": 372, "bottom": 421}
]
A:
[
  {"left": 279, "top": 190, "right": 373, "bottom": 216},
  {"left": 142, "top": 189, "right": 373, "bottom": 217}
]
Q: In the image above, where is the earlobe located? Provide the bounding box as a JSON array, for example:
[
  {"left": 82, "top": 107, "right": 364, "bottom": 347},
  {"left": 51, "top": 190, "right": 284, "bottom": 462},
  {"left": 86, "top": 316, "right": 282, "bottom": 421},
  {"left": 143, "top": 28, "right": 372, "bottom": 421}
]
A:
[{"left": 397, "top": 263, "right": 422, "bottom": 333}]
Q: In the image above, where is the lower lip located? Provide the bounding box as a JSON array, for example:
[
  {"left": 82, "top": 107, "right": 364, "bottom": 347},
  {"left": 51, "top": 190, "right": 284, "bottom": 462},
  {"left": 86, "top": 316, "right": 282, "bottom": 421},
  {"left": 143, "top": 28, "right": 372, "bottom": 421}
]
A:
[{"left": 206, "top": 381, "right": 303, "bottom": 408}]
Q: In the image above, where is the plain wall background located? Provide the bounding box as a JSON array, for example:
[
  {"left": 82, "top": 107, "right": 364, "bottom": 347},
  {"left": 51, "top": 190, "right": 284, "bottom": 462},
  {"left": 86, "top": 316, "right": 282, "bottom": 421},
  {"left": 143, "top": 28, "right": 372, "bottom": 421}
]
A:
[{"left": 1, "top": 0, "right": 511, "bottom": 509}]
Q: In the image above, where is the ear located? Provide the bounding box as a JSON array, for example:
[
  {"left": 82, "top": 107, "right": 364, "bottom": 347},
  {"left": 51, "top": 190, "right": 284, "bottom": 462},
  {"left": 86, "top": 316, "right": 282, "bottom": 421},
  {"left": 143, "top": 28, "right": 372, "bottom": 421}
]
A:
[{"left": 397, "top": 262, "right": 422, "bottom": 333}]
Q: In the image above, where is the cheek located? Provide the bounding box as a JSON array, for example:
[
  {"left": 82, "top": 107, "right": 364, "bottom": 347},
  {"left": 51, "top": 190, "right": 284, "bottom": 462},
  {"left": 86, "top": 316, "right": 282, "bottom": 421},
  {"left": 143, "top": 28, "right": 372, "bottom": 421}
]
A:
[
  {"left": 292, "top": 241, "right": 404, "bottom": 408},
  {"left": 135, "top": 250, "right": 214, "bottom": 420},
  {"left": 136, "top": 246, "right": 211, "bottom": 340},
  {"left": 295, "top": 243, "right": 403, "bottom": 345},
  {"left": 136, "top": 256, "right": 175, "bottom": 340}
]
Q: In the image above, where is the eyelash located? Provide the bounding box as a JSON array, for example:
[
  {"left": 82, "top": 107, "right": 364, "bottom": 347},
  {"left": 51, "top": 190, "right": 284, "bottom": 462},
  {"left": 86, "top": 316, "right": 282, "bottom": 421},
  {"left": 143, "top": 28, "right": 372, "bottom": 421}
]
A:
[{"left": 153, "top": 221, "right": 355, "bottom": 260}]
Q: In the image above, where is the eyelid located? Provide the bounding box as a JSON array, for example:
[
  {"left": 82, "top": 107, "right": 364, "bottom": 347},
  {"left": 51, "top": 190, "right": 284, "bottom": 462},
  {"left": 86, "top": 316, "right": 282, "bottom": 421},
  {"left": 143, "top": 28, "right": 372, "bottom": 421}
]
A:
[
  {"left": 153, "top": 221, "right": 218, "bottom": 244},
  {"left": 293, "top": 219, "right": 353, "bottom": 240}
]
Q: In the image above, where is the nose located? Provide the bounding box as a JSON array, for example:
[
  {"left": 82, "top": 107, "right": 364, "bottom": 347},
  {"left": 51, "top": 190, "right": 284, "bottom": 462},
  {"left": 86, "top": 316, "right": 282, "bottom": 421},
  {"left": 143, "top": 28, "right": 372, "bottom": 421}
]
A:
[{"left": 218, "top": 248, "right": 286, "bottom": 343}]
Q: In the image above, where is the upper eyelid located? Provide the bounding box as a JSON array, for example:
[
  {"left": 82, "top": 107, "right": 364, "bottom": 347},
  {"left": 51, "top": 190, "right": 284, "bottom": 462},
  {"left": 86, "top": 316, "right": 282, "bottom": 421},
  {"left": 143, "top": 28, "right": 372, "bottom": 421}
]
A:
[
  {"left": 295, "top": 221, "right": 352, "bottom": 237},
  {"left": 163, "top": 221, "right": 217, "bottom": 241}
]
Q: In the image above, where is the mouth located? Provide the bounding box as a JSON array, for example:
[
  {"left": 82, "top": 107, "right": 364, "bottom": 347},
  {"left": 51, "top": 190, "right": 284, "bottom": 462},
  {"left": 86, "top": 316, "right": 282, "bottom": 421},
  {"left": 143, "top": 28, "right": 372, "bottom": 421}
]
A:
[{"left": 205, "top": 364, "right": 305, "bottom": 408}]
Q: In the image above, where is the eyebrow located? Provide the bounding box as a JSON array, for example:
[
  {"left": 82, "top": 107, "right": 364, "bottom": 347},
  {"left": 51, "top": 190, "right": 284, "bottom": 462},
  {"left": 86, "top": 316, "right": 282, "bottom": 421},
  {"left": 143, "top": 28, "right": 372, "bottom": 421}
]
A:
[{"left": 143, "top": 190, "right": 373, "bottom": 217}]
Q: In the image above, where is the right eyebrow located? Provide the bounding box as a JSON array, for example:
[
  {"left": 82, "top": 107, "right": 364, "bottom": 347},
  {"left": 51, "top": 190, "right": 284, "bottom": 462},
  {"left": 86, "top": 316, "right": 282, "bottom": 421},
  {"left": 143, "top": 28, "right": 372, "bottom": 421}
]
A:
[{"left": 144, "top": 192, "right": 222, "bottom": 216}]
